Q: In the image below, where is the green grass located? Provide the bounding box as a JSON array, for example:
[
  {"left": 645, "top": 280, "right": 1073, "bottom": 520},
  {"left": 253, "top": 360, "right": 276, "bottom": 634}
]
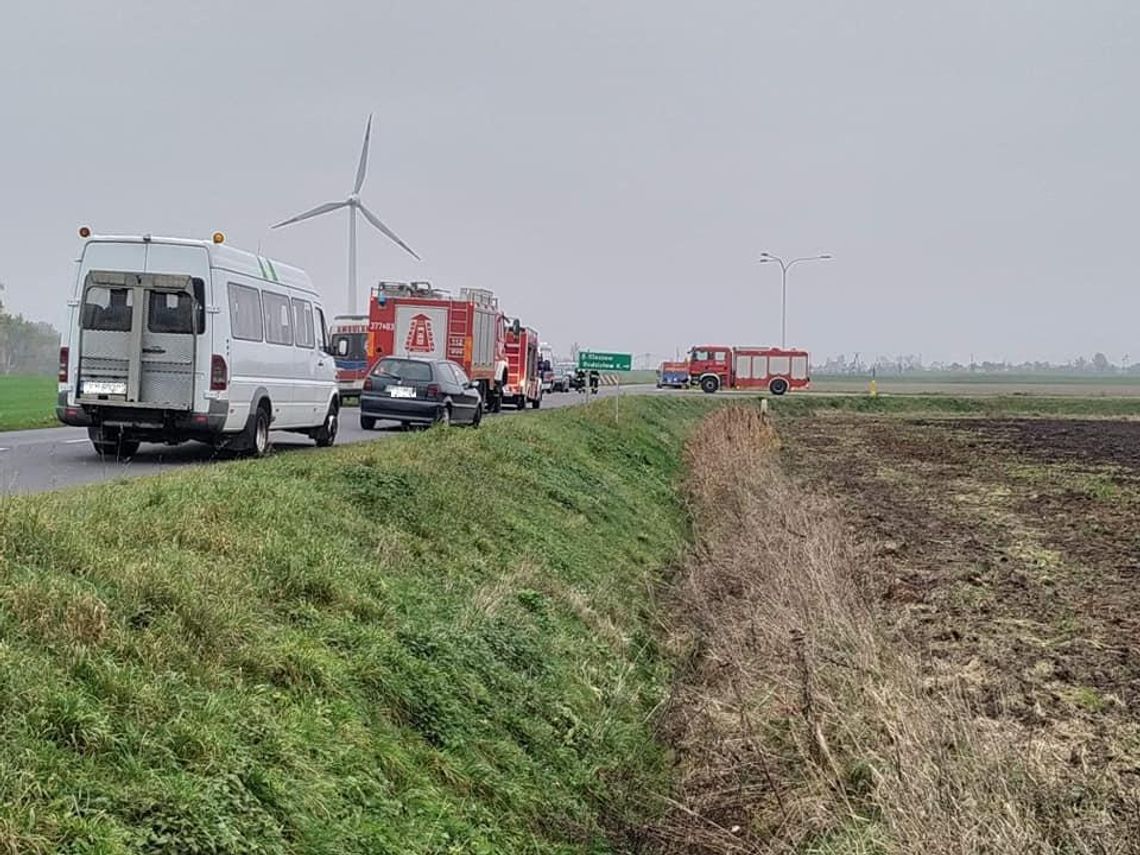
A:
[
  {"left": 0, "top": 397, "right": 714, "bottom": 854},
  {"left": 815, "top": 372, "right": 1140, "bottom": 386},
  {"left": 770, "top": 393, "right": 1140, "bottom": 418},
  {"left": 0, "top": 375, "right": 57, "bottom": 431}
]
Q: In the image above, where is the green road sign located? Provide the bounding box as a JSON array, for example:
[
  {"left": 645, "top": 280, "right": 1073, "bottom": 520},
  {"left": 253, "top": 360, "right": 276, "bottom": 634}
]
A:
[{"left": 577, "top": 351, "right": 632, "bottom": 371}]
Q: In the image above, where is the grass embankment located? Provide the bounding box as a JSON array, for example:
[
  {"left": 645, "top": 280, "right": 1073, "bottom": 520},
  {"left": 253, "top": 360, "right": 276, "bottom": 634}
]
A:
[
  {"left": 0, "top": 397, "right": 711, "bottom": 853},
  {"left": 0, "top": 374, "right": 57, "bottom": 431},
  {"left": 776, "top": 392, "right": 1140, "bottom": 418}
]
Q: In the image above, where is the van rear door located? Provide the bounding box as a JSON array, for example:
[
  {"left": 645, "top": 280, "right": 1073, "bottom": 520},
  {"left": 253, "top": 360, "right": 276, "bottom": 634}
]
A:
[
  {"left": 75, "top": 241, "right": 209, "bottom": 410},
  {"left": 139, "top": 277, "right": 200, "bottom": 408}
]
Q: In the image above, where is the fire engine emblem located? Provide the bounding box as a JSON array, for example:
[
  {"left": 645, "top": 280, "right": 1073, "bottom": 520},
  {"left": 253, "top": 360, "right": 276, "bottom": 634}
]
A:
[{"left": 405, "top": 313, "right": 436, "bottom": 353}]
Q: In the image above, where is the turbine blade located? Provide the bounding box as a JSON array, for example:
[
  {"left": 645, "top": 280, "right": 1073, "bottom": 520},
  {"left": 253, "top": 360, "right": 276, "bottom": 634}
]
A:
[
  {"left": 354, "top": 114, "right": 373, "bottom": 194},
  {"left": 270, "top": 200, "right": 348, "bottom": 229},
  {"left": 358, "top": 202, "right": 421, "bottom": 261}
]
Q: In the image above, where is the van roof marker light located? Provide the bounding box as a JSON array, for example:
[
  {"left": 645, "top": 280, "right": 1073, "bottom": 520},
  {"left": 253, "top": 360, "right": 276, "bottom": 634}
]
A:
[
  {"left": 213, "top": 232, "right": 225, "bottom": 244},
  {"left": 78, "top": 226, "right": 91, "bottom": 238}
]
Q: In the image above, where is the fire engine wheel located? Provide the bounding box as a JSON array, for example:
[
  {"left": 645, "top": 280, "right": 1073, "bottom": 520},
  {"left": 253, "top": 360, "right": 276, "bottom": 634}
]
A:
[
  {"left": 531, "top": 395, "right": 542, "bottom": 410},
  {"left": 769, "top": 378, "right": 789, "bottom": 396},
  {"left": 700, "top": 375, "right": 720, "bottom": 394},
  {"left": 515, "top": 395, "right": 527, "bottom": 410}
]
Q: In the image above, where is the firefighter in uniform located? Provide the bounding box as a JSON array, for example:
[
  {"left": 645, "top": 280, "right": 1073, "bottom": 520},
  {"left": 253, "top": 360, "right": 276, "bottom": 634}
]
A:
[{"left": 589, "top": 369, "right": 600, "bottom": 394}]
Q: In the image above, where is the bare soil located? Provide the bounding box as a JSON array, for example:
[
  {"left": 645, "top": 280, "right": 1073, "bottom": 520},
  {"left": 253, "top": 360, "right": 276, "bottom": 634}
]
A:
[{"left": 780, "top": 414, "right": 1140, "bottom": 788}]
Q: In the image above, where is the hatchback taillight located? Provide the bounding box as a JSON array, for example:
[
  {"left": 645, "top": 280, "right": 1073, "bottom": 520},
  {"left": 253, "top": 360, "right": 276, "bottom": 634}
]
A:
[
  {"left": 426, "top": 383, "right": 441, "bottom": 399},
  {"left": 363, "top": 376, "right": 374, "bottom": 392},
  {"left": 210, "top": 354, "right": 228, "bottom": 391},
  {"left": 58, "top": 347, "right": 69, "bottom": 383}
]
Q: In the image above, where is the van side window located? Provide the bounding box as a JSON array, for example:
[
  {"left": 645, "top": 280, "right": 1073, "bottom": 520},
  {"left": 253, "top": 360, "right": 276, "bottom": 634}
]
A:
[
  {"left": 314, "top": 307, "right": 329, "bottom": 351},
  {"left": 262, "top": 292, "right": 294, "bottom": 346},
  {"left": 228, "top": 283, "right": 263, "bottom": 341},
  {"left": 81, "top": 286, "right": 134, "bottom": 332},
  {"left": 292, "top": 298, "right": 315, "bottom": 349}
]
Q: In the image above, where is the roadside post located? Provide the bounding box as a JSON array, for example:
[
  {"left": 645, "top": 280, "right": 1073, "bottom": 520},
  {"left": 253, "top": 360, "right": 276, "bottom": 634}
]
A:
[{"left": 577, "top": 351, "right": 632, "bottom": 421}]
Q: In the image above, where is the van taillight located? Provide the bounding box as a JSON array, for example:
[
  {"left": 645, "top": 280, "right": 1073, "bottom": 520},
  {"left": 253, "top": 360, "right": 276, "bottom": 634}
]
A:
[
  {"left": 426, "top": 383, "right": 441, "bottom": 399},
  {"left": 58, "top": 347, "right": 69, "bottom": 383},
  {"left": 210, "top": 354, "right": 228, "bottom": 391}
]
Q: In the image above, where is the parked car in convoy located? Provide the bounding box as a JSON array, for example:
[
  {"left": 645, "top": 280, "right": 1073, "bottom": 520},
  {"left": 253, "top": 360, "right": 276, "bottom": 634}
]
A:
[
  {"left": 359, "top": 356, "right": 483, "bottom": 429},
  {"left": 551, "top": 361, "right": 576, "bottom": 392},
  {"left": 57, "top": 229, "right": 340, "bottom": 458}
]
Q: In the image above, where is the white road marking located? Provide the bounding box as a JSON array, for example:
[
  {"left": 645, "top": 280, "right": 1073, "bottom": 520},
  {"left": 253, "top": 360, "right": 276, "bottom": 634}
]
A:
[{"left": 64, "top": 438, "right": 89, "bottom": 444}]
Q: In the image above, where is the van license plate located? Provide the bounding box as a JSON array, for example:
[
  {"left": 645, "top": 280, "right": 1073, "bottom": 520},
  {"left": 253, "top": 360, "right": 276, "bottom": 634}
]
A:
[
  {"left": 82, "top": 381, "right": 127, "bottom": 396},
  {"left": 387, "top": 386, "right": 416, "bottom": 398}
]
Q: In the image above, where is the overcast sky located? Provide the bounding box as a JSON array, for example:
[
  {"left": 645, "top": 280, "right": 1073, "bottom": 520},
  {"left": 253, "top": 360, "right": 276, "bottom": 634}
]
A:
[{"left": 1, "top": 1, "right": 1136, "bottom": 364}]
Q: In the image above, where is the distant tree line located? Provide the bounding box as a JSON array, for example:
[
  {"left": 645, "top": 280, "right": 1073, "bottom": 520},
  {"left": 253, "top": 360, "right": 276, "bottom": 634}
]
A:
[
  {"left": 0, "top": 287, "right": 60, "bottom": 376},
  {"left": 814, "top": 352, "right": 1136, "bottom": 375}
]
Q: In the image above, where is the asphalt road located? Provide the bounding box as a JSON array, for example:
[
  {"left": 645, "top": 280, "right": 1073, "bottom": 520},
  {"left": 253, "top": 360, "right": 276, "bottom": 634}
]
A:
[{"left": 0, "top": 386, "right": 656, "bottom": 496}]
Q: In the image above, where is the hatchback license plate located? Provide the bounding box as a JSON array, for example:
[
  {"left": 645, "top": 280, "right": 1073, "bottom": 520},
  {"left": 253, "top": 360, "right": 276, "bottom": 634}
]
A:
[
  {"left": 82, "top": 380, "right": 127, "bottom": 396},
  {"left": 387, "top": 386, "right": 416, "bottom": 398}
]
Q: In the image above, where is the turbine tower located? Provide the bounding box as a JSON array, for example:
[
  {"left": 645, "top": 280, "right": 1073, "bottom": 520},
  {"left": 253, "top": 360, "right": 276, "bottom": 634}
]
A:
[{"left": 271, "top": 115, "right": 420, "bottom": 314}]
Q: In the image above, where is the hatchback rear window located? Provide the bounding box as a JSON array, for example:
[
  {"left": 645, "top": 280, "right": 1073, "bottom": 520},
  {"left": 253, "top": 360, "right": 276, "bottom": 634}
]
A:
[{"left": 372, "top": 358, "right": 433, "bottom": 382}]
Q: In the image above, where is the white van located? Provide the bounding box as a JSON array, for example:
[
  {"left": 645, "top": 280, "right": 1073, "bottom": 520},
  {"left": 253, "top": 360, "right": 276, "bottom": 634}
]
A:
[{"left": 57, "top": 231, "right": 340, "bottom": 457}]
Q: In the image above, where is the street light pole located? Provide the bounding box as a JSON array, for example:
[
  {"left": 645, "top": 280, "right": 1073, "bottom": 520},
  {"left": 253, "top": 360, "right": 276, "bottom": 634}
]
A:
[{"left": 758, "top": 252, "right": 832, "bottom": 348}]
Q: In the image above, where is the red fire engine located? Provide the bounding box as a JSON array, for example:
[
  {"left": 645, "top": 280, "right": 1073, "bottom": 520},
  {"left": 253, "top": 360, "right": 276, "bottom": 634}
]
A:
[
  {"left": 368, "top": 281, "right": 513, "bottom": 411},
  {"left": 502, "top": 324, "right": 544, "bottom": 409},
  {"left": 688, "top": 345, "right": 810, "bottom": 395}
]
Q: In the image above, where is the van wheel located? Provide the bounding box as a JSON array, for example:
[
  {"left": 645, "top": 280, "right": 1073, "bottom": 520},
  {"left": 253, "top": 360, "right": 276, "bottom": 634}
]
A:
[
  {"left": 245, "top": 402, "right": 272, "bottom": 457},
  {"left": 360, "top": 415, "right": 376, "bottom": 431},
  {"left": 769, "top": 378, "right": 789, "bottom": 396},
  {"left": 313, "top": 404, "right": 338, "bottom": 447},
  {"left": 700, "top": 375, "right": 720, "bottom": 394}
]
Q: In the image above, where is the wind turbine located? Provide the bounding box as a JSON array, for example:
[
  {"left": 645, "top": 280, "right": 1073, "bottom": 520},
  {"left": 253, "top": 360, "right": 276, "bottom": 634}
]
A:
[{"left": 271, "top": 115, "right": 420, "bottom": 314}]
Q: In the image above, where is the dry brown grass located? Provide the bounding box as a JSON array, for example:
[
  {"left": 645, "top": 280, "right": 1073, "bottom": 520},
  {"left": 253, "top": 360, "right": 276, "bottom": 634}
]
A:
[{"left": 647, "top": 405, "right": 1136, "bottom": 854}]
